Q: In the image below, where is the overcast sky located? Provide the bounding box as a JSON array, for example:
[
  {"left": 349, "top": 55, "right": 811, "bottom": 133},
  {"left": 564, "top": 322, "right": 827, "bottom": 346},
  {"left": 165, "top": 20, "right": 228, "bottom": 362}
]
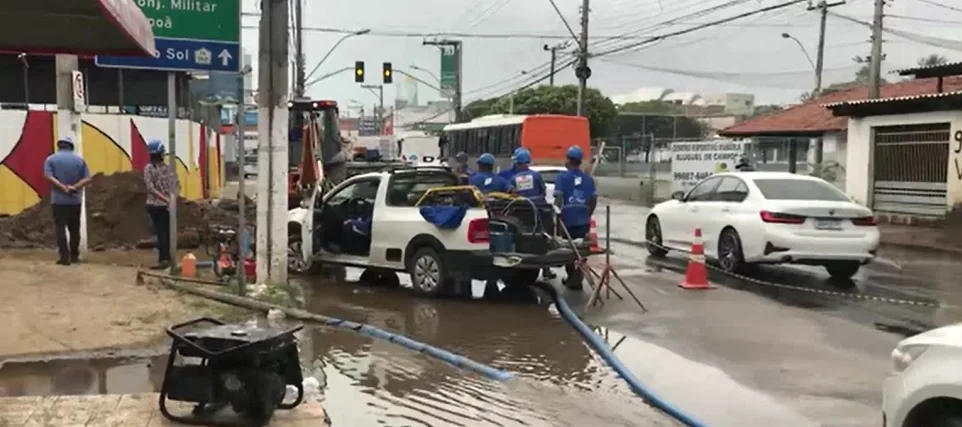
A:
[{"left": 239, "top": 0, "right": 962, "bottom": 109}]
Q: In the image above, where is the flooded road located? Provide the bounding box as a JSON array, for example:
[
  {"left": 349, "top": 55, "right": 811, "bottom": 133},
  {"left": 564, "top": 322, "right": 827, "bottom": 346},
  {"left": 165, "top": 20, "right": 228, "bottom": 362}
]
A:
[
  {"left": 5, "top": 201, "right": 959, "bottom": 426},
  {"left": 0, "top": 266, "right": 677, "bottom": 426}
]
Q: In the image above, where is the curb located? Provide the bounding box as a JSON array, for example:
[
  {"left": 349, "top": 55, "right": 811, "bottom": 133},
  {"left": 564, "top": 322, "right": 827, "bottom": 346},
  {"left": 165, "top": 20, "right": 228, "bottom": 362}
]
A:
[{"left": 879, "top": 240, "right": 962, "bottom": 256}]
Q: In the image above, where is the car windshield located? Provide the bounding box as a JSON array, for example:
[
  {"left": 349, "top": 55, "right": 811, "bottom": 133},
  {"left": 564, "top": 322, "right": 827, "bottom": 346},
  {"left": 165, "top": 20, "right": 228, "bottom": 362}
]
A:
[
  {"left": 753, "top": 178, "right": 849, "bottom": 201},
  {"left": 537, "top": 170, "right": 563, "bottom": 184}
]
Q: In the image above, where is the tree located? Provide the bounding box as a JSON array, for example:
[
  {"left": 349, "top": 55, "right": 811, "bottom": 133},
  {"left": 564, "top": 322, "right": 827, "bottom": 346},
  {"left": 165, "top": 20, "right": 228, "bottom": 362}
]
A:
[
  {"left": 462, "top": 84, "right": 618, "bottom": 136},
  {"left": 917, "top": 54, "right": 949, "bottom": 67},
  {"left": 799, "top": 55, "right": 886, "bottom": 101}
]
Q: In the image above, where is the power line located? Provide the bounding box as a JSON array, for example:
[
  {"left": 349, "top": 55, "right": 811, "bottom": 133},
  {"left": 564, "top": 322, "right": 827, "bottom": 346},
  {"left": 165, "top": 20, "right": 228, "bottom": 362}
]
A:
[
  {"left": 829, "top": 11, "right": 962, "bottom": 52},
  {"left": 546, "top": 0, "right": 580, "bottom": 42},
  {"left": 912, "top": 0, "right": 962, "bottom": 13},
  {"left": 239, "top": 25, "right": 681, "bottom": 40},
  {"left": 600, "top": 58, "right": 865, "bottom": 89},
  {"left": 884, "top": 14, "right": 962, "bottom": 25},
  {"left": 593, "top": 0, "right": 809, "bottom": 58},
  {"left": 590, "top": 0, "right": 760, "bottom": 50}
]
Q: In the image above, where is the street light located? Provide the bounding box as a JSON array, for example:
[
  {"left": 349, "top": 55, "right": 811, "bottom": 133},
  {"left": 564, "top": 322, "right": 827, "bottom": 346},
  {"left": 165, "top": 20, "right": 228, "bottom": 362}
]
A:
[
  {"left": 409, "top": 64, "right": 442, "bottom": 86},
  {"left": 781, "top": 32, "right": 816, "bottom": 71},
  {"left": 304, "top": 29, "right": 371, "bottom": 82}
]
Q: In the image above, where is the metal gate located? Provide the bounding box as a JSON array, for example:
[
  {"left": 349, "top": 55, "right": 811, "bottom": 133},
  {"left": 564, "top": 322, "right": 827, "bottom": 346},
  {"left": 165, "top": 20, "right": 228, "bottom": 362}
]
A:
[{"left": 872, "top": 123, "right": 949, "bottom": 217}]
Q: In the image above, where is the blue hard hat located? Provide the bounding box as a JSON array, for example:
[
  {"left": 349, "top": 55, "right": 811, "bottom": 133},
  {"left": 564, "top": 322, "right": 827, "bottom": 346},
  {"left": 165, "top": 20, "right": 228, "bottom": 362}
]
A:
[
  {"left": 511, "top": 147, "right": 524, "bottom": 160},
  {"left": 477, "top": 153, "right": 496, "bottom": 166},
  {"left": 566, "top": 145, "right": 584, "bottom": 161},
  {"left": 147, "top": 139, "right": 166, "bottom": 155},
  {"left": 455, "top": 152, "right": 468, "bottom": 162},
  {"left": 56, "top": 137, "right": 74, "bottom": 147},
  {"left": 514, "top": 148, "right": 531, "bottom": 164}
]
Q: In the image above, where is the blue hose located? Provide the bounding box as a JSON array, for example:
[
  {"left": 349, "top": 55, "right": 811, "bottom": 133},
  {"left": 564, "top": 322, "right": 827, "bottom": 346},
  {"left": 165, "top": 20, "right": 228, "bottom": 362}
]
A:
[
  {"left": 536, "top": 283, "right": 709, "bottom": 427},
  {"left": 313, "top": 315, "right": 514, "bottom": 382}
]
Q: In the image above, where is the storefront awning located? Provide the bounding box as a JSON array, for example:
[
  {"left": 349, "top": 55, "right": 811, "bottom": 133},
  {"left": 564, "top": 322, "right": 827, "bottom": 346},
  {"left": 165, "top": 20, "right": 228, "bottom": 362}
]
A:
[{"left": 0, "top": 0, "right": 155, "bottom": 56}]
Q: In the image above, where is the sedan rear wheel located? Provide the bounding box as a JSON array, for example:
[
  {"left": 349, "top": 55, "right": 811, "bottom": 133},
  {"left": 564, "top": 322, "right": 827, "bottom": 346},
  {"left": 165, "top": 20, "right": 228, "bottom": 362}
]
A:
[
  {"left": 718, "top": 228, "right": 747, "bottom": 274},
  {"left": 645, "top": 216, "right": 668, "bottom": 258}
]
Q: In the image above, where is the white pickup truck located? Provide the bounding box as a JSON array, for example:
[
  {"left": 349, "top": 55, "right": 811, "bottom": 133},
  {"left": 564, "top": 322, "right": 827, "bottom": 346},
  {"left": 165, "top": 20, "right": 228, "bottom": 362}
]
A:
[{"left": 287, "top": 166, "right": 585, "bottom": 298}]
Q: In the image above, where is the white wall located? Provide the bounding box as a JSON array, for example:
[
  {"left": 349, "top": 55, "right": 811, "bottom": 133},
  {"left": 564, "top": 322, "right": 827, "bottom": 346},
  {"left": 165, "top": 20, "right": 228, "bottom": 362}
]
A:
[{"left": 844, "top": 110, "right": 962, "bottom": 209}]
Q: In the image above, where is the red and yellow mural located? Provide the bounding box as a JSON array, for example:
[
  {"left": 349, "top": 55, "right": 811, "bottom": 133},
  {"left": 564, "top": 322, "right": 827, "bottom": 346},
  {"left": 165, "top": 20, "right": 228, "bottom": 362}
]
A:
[{"left": 0, "top": 111, "right": 224, "bottom": 216}]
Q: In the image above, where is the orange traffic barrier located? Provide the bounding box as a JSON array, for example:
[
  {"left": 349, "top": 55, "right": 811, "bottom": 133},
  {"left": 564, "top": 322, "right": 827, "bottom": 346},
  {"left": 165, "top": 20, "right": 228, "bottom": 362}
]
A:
[
  {"left": 589, "top": 218, "right": 600, "bottom": 252},
  {"left": 679, "top": 228, "right": 714, "bottom": 290}
]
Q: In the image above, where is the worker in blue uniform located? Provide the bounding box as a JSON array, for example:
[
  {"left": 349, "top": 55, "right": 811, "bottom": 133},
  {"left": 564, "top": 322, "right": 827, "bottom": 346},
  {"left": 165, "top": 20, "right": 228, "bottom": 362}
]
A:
[
  {"left": 553, "top": 145, "right": 597, "bottom": 290},
  {"left": 453, "top": 151, "right": 473, "bottom": 183},
  {"left": 509, "top": 148, "right": 556, "bottom": 279},
  {"left": 498, "top": 147, "right": 525, "bottom": 181},
  {"left": 469, "top": 153, "right": 512, "bottom": 194}
]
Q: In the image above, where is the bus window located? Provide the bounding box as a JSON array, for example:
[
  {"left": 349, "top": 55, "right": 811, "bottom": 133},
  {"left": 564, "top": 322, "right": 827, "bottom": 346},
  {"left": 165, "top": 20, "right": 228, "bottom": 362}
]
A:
[{"left": 509, "top": 124, "right": 521, "bottom": 153}]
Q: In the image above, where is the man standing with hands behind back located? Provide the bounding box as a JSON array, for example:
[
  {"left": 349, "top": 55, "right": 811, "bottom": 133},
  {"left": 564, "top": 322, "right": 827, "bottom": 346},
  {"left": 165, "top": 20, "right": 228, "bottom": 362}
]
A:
[{"left": 43, "top": 137, "right": 92, "bottom": 265}]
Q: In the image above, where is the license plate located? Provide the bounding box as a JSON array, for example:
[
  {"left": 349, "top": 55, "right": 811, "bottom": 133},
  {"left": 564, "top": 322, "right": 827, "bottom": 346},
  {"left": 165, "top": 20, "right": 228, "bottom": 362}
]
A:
[{"left": 814, "top": 219, "right": 842, "bottom": 230}]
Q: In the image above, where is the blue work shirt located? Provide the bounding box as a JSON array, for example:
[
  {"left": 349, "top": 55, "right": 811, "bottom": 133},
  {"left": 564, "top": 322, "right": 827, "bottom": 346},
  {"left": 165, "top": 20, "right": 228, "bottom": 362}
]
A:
[
  {"left": 43, "top": 149, "right": 90, "bottom": 205},
  {"left": 554, "top": 168, "right": 596, "bottom": 227},
  {"left": 511, "top": 169, "right": 547, "bottom": 200},
  {"left": 498, "top": 165, "right": 519, "bottom": 181},
  {"left": 454, "top": 164, "right": 474, "bottom": 179},
  {"left": 468, "top": 171, "right": 511, "bottom": 194}
]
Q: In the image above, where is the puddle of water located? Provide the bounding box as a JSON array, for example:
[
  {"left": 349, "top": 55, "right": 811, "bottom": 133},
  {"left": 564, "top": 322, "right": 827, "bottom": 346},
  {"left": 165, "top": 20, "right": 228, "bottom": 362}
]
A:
[{"left": 0, "top": 355, "right": 166, "bottom": 397}]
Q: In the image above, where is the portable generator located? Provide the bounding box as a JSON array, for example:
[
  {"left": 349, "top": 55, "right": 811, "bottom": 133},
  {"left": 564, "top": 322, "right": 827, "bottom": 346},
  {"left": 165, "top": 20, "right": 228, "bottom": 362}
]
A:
[{"left": 158, "top": 317, "right": 305, "bottom": 426}]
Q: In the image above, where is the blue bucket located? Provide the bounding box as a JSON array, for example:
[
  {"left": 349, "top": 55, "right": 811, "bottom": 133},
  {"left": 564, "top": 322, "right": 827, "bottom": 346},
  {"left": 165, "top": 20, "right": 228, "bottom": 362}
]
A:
[{"left": 489, "top": 221, "right": 514, "bottom": 253}]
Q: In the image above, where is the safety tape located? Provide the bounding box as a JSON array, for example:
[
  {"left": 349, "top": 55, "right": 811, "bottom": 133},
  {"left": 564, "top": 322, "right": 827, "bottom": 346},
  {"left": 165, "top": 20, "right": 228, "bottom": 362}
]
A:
[{"left": 642, "top": 239, "right": 943, "bottom": 309}]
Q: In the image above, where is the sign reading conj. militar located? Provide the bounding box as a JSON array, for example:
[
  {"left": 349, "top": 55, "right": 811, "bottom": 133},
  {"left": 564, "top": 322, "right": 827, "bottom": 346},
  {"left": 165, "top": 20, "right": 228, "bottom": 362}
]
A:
[
  {"left": 95, "top": 0, "right": 241, "bottom": 72},
  {"left": 669, "top": 140, "right": 745, "bottom": 194}
]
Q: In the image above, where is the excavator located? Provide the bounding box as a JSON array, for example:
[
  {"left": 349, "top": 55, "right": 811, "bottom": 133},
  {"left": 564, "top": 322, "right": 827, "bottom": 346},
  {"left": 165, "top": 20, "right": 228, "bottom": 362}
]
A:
[{"left": 288, "top": 99, "right": 403, "bottom": 209}]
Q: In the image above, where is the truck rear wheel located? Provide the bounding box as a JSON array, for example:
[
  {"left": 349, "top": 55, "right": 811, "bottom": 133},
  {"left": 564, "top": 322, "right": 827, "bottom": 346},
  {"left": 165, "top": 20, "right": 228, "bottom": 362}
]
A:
[{"left": 408, "top": 247, "right": 450, "bottom": 297}]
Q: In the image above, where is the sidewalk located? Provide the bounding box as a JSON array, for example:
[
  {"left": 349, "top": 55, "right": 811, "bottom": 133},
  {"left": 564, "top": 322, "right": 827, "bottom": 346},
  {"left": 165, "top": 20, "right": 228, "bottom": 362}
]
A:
[
  {"left": 879, "top": 223, "right": 962, "bottom": 254},
  {"left": 0, "top": 393, "right": 329, "bottom": 426}
]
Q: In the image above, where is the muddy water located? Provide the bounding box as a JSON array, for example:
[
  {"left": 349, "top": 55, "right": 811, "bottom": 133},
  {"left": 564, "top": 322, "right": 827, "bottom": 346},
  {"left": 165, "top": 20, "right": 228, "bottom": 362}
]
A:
[{"left": 0, "top": 268, "right": 675, "bottom": 426}]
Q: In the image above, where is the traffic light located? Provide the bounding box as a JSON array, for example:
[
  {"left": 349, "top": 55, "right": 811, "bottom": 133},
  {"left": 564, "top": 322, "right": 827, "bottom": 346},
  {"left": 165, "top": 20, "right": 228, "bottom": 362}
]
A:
[
  {"left": 354, "top": 61, "right": 365, "bottom": 83},
  {"left": 382, "top": 62, "right": 393, "bottom": 84}
]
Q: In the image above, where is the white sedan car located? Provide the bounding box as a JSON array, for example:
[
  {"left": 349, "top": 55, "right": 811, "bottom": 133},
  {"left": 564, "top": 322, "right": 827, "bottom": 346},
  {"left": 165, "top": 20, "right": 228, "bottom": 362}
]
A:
[
  {"left": 530, "top": 165, "right": 567, "bottom": 204},
  {"left": 883, "top": 323, "right": 962, "bottom": 427},
  {"left": 645, "top": 172, "right": 880, "bottom": 279}
]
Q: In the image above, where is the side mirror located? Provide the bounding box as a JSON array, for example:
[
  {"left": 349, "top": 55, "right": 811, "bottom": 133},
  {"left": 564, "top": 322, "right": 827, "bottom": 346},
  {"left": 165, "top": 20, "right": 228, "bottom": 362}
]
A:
[{"left": 671, "top": 191, "right": 686, "bottom": 201}]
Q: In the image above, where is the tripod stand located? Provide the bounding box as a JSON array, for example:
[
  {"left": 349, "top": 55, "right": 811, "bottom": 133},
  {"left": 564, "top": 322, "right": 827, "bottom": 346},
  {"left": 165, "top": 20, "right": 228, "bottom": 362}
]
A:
[{"left": 555, "top": 205, "right": 646, "bottom": 312}]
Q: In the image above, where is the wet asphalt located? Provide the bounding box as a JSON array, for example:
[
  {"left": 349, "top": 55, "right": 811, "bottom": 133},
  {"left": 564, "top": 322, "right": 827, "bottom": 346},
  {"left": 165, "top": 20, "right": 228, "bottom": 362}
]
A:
[{"left": 2, "top": 201, "right": 958, "bottom": 426}]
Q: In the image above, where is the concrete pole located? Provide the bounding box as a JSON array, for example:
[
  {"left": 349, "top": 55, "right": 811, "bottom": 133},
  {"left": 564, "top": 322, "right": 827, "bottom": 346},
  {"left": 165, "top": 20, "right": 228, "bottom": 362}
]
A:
[
  {"left": 167, "top": 72, "right": 179, "bottom": 270},
  {"left": 868, "top": 0, "right": 885, "bottom": 99},
  {"left": 257, "top": 0, "right": 290, "bottom": 285},
  {"left": 54, "top": 55, "right": 86, "bottom": 254},
  {"left": 575, "top": 0, "right": 590, "bottom": 116},
  {"left": 236, "top": 75, "right": 247, "bottom": 286}
]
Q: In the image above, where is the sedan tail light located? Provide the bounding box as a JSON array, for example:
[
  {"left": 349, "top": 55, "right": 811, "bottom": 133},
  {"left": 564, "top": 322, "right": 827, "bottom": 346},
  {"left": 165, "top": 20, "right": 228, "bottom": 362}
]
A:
[
  {"left": 467, "top": 218, "right": 489, "bottom": 243},
  {"left": 760, "top": 210, "right": 806, "bottom": 224},
  {"left": 852, "top": 216, "right": 877, "bottom": 226}
]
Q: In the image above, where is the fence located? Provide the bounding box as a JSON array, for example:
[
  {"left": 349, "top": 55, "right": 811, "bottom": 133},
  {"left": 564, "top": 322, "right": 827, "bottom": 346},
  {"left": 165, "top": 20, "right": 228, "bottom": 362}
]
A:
[{"left": 589, "top": 136, "right": 839, "bottom": 206}]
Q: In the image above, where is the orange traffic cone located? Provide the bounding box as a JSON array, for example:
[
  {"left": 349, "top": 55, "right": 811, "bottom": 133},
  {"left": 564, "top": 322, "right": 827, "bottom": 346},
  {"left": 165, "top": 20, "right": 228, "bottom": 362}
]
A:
[
  {"left": 679, "top": 228, "right": 714, "bottom": 290},
  {"left": 589, "top": 218, "right": 600, "bottom": 252}
]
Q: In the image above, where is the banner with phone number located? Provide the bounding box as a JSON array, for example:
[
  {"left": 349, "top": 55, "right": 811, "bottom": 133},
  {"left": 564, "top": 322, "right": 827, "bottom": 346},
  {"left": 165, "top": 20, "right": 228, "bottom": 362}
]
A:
[{"left": 670, "top": 140, "right": 745, "bottom": 194}]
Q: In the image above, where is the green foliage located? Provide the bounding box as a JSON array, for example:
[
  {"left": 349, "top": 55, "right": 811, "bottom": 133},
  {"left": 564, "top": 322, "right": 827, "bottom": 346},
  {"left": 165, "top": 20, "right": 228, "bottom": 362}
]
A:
[
  {"left": 799, "top": 56, "right": 888, "bottom": 102},
  {"left": 462, "top": 85, "right": 619, "bottom": 136},
  {"left": 917, "top": 54, "right": 949, "bottom": 67}
]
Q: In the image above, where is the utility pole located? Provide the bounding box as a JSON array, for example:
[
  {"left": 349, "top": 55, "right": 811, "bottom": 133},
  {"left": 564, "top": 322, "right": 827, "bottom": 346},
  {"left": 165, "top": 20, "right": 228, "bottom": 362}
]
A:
[
  {"left": 544, "top": 45, "right": 558, "bottom": 86},
  {"left": 256, "top": 0, "right": 291, "bottom": 285},
  {"left": 575, "top": 0, "right": 591, "bottom": 116},
  {"left": 362, "top": 84, "right": 384, "bottom": 134},
  {"left": 809, "top": 0, "right": 845, "bottom": 164},
  {"left": 868, "top": 0, "right": 885, "bottom": 99},
  {"left": 293, "top": 0, "right": 305, "bottom": 97},
  {"left": 423, "top": 39, "right": 462, "bottom": 121}
]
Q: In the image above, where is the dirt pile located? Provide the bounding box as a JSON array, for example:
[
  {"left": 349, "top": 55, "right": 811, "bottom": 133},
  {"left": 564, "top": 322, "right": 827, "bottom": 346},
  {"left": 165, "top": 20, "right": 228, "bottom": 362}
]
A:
[{"left": 0, "top": 171, "right": 255, "bottom": 250}]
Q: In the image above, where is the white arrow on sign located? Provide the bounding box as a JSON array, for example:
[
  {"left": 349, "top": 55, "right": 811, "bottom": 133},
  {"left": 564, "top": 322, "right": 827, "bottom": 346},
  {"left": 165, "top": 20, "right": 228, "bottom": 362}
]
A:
[{"left": 218, "top": 49, "right": 233, "bottom": 67}]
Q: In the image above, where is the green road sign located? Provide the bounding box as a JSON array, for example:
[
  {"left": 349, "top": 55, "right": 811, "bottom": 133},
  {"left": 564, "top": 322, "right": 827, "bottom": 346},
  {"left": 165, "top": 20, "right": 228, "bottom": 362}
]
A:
[
  {"left": 440, "top": 45, "right": 459, "bottom": 98},
  {"left": 134, "top": 0, "right": 241, "bottom": 42}
]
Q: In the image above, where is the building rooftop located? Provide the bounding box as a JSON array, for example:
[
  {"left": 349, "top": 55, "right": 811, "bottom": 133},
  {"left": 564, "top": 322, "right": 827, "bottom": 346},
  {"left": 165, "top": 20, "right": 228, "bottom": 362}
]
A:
[{"left": 719, "top": 76, "right": 962, "bottom": 137}]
